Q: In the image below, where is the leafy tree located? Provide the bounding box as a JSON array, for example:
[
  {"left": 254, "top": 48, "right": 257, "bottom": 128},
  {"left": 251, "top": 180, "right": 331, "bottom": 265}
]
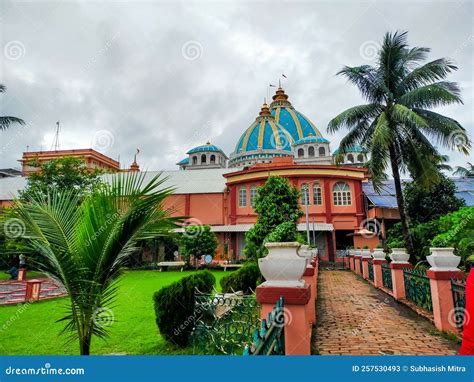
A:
[
  {"left": 20, "top": 157, "right": 103, "bottom": 200},
  {"left": 328, "top": 31, "right": 470, "bottom": 262},
  {"left": 431, "top": 206, "right": 474, "bottom": 267},
  {"left": 8, "top": 173, "right": 179, "bottom": 355},
  {"left": 453, "top": 162, "right": 474, "bottom": 177},
  {"left": 179, "top": 225, "right": 218, "bottom": 266},
  {"left": 244, "top": 176, "right": 303, "bottom": 259},
  {"left": 0, "top": 84, "right": 25, "bottom": 130},
  {"left": 404, "top": 174, "right": 465, "bottom": 224}
]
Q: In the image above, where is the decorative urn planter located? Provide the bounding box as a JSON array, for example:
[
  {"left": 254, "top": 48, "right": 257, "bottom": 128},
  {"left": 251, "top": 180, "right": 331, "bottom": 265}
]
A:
[
  {"left": 258, "top": 242, "right": 306, "bottom": 287},
  {"left": 354, "top": 249, "right": 362, "bottom": 257},
  {"left": 427, "top": 248, "right": 460, "bottom": 271},
  {"left": 389, "top": 248, "right": 410, "bottom": 264},
  {"left": 297, "top": 245, "right": 312, "bottom": 266},
  {"left": 372, "top": 248, "right": 386, "bottom": 260},
  {"left": 310, "top": 247, "right": 318, "bottom": 257}
]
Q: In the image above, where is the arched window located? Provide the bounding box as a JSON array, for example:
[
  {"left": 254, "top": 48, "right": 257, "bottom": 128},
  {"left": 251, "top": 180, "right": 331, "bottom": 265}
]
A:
[
  {"left": 201, "top": 154, "right": 207, "bottom": 164},
  {"left": 357, "top": 154, "right": 364, "bottom": 163},
  {"left": 239, "top": 187, "right": 247, "bottom": 207},
  {"left": 308, "top": 146, "right": 315, "bottom": 157},
  {"left": 301, "top": 184, "right": 310, "bottom": 205},
  {"left": 250, "top": 185, "right": 257, "bottom": 207},
  {"left": 347, "top": 154, "right": 354, "bottom": 163},
  {"left": 333, "top": 182, "right": 351, "bottom": 205},
  {"left": 210, "top": 154, "right": 216, "bottom": 164},
  {"left": 318, "top": 147, "right": 325, "bottom": 157},
  {"left": 298, "top": 148, "right": 304, "bottom": 158},
  {"left": 313, "top": 182, "right": 322, "bottom": 205},
  {"left": 192, "top": 156, "right": 198, "bottom": 165}
]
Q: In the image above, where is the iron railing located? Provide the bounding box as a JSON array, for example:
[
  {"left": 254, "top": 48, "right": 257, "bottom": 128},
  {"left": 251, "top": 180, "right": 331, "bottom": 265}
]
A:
[
  {"left": 451, "top": 278, "right": 466, "bottom": 330},
  {"left": 192, "top": 290, "right": 260, "bottom": 355},
  {"left": 403, "top": 269, "right": 433, "bottom": 312},
  {"left": 368, "top": 261, "right": 374, "bottom": 281},
  {"left": 243, "top": 296, "right": 285, "bottom": 355},
  {"left": 381, "top": 263, "right": 392, "bottom": 290}
]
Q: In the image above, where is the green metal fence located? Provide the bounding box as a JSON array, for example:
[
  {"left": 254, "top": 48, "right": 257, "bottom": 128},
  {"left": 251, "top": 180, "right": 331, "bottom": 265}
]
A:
[
  {"left": 381, "top": 263, "right": 392, "bottom": 290},
  {"left": 451, "top": 278, "right": 466, "bottom": 330},
  {"left": 192, "top": 290, "right": 260, "bottom": 355},
  {"left": 243, "top": 296, "right": 285, "bottom": 355},
  {"left": 403, "top": 269, "right": 433, "bottom": 312},
  {"left": 368, "top": 261, "right": 374, "bottom": 281}
]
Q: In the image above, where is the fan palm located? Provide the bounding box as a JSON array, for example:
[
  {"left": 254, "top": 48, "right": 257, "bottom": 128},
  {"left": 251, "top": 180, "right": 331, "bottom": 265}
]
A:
[
  {"left": 0, "top": 84, "right": 25, "bottom": 130},
  {"left": 328, "top": 31, "right": 470, "bottom": 261},
  {"left": 453, "top": 162, "right": 474, "bottom": 177},
  {"left": 9, "top": 172, "right": 180, "bottom": 355}
]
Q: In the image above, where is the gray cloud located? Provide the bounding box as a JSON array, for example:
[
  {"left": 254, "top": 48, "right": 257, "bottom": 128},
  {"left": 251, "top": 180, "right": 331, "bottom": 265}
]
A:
[{"left": 1, "top": 0, "right": 472, "bottom": 172}]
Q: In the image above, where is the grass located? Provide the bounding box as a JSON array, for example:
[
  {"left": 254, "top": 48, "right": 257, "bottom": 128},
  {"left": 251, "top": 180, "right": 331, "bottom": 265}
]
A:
[
  {"left": 0, "top": 270, "right": 227, "bottom": 355},
  {"left": 0, "top": 271, "right": 45, "bottom": 281}
]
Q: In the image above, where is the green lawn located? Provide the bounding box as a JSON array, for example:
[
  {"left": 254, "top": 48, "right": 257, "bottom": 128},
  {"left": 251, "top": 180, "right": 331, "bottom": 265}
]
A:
[
  {"left": 0, "top": 270, "right": 226, "bottom": 355},
  {"left": 0, "top": 271, "right": 45, "bottom": 281}
]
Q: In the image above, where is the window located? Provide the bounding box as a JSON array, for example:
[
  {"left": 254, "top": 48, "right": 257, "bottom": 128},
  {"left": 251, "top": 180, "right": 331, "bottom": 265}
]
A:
[
  {"left": 308, "top": 146, "right": 315, "bottom": 157},
  {"left": 239, "top": 187, "right": 247, "bottom": 207},
  {"left": 313, "top": 182, "right": 322, "bottom": 205},
  {"left": 347, "top": 154, "right": 354, "bottom": 163},
  {"left": 333, "top": 182, "right": 352, "bottom": 205},
  {"left": 301, "top": 184, "right": 310, "bottom": 205},
  {"left": 250, "top": 186, "right": 257, "bottom": 207},
  {"left": 318, "top": 147, "right": 325, "bottom": 157},
  {"left": 201, "top": 154, "right": 207, "bottom": 164},
  {"left": 210, "top": 154, "right": 216, "bottom": 164},
  {"left": 357, "top": 154, "right": 364, "bottom": 163},
  {"left": 298, "top": 148, "right": 304, "bottom": 158},
  {"left": 192, "top": 156, "right": 197, "bottom": 165}
]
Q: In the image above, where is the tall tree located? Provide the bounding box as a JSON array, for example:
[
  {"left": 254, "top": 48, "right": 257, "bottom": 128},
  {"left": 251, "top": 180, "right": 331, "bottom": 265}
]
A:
[
  {"left": 9, "top": 173, "right": 179, "bottom": 355},
  {"left": 328, "top": 31, "right": 470, "bottom": 262},
  {"left": 453, "top": 162, "right": 474, "bottom": 177},
  {"left": 0, "top": 84, "right": 25, "bottom": 130}
]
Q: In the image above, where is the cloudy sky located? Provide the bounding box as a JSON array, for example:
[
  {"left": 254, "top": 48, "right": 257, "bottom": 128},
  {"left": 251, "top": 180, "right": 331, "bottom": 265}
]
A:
[{"left": 1, "top": 0, "right": 472, "bottom": 173}]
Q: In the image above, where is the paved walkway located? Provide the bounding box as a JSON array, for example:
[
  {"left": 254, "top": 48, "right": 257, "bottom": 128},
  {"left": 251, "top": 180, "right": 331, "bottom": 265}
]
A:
[
  {"left": 313, "top": 270, "right": 460, "bottom": 355},
  {"left": 0, "top": 278, "right": 66, "bottom": 305}
]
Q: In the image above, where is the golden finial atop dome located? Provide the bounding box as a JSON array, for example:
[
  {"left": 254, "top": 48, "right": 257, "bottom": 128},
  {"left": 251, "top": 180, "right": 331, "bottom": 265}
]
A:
[{"left": 259, "top": 102, "right": 271, "bottom": 117}]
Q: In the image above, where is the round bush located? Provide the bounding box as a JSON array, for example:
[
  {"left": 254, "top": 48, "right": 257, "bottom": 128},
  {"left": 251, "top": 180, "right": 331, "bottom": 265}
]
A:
[
  {"left": 153, "top": 270, "right": 215, "bottom": 347},
  {"left": 220, "top": 263, "right": 261, "bottom": 294}
]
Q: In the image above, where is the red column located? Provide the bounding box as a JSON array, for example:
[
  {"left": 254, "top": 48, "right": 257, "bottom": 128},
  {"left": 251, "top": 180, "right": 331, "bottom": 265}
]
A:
[{"left": 229, "top": 186, "right": 237, "bottom": 224}]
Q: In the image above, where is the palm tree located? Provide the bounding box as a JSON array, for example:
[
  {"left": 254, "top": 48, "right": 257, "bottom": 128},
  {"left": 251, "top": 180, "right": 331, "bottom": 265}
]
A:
[
  {"left": 9, "top": 172, "right": 180, "bottom": 355},
  {"left": 0, "top": 84, "right": 25, "bottom": 130},
  {"left": 328, "top": 31, "right": 470, "bottom": 261},
  {"left": 453, "top": 162, "right": 474, "bottom": 177}
]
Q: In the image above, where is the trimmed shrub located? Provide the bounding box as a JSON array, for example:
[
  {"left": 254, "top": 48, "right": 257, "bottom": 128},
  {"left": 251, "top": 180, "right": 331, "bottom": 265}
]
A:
[
  {"left": 220, "top": 263, "right": 261, "bottom": 294},
  {"left": 153, "top": 270, "right": 215, "bottom": 347}
]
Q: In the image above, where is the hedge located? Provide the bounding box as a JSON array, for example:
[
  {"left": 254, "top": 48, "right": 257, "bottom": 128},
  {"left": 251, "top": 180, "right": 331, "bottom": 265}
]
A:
[
  {"left": 153, "top": 270, "right": 215, "bottom": 347},
  {"left": 220, "top": 263, "right": 261, "bottom": 294}
]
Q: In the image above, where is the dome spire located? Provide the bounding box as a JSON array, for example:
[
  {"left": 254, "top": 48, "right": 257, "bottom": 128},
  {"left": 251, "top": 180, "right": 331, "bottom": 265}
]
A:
[{"left": 258, "top": 101, "right": 271, "bottom": 117}]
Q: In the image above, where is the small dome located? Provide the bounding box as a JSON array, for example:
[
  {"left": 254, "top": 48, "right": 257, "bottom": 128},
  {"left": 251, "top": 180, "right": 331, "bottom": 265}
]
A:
[
  {"left": 187, "top": 142, "right": 224, "bottom": 155},
  {"left": 333, "top": 145, "right": 367, "bottom": 155},
  {"left": 270, "top": 87, "right": 325, "bottom": 142},
  {"left": 233, "top": 103, "right": 293, "bottom": 154},
  {"left": 294, "top": 135, "right": 330, "bottom": 145}
]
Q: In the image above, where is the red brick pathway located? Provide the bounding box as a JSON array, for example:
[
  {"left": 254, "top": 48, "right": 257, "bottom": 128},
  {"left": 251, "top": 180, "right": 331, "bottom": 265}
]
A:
[{"left": 313, "top": 270, "right": 459, "bottom": 355}]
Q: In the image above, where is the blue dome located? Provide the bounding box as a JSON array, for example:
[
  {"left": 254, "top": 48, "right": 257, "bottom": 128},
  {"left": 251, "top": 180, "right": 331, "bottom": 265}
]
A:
[
  {"left": 294, "top": 135, "right": 330, "bottom": 145},
  {"left": 233, "top": 104, "right": 293, "bottom": 154},
  {"left": 187, "top": 143, "right": 223, "bottom": 155},
  {"left": 270, "top": 87, "right": 325, "bottom": 141},
  {"left": 333, "top": 145, "right": 367, "bottom": 155}
]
